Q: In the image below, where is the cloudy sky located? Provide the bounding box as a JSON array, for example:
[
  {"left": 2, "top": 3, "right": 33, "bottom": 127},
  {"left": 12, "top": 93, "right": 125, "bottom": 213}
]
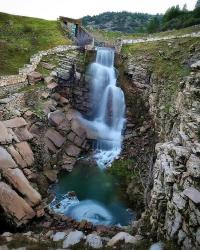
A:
[{"left": 0, "top": 0, "right": 197, "bottom": 19}]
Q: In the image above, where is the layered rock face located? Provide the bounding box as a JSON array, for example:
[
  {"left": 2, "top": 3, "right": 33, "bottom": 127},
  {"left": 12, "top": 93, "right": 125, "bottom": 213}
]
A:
[
  {"left": 0, "top": 118, "right": 41, "bottom": 226},
  {"left": 0, "top": 48, "right": 91, "bottom": 228},
  {"left": 149, "top": 71, "right": 200, "bottom": 249},
  {"left": 122, "top": 39, "right": 200, "bottom": 249}
]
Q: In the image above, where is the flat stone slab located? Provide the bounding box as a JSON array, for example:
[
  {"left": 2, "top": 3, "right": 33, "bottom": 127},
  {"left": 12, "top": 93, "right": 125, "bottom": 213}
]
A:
[
  {"left": 3, "top": 117, "right": 27, "bottom": 128},
  {"left": 0, "top": 122, "right": 10, "bottom": 144},
  {"left": 45, "top": 129, "right": 65, "bottom": 148},
  {"left": 183, "top": 187, "right": 200, "bottom": 204},
  {"left": 0, "top": 146, "right": 17, "bottom": 171},
  {"left": 15, "top": 142, "right": 34, "bottom": 166},
  {"left": 3, "top": 168, "right": 41, "bottom": 206},
  {"left": 13, "top": 127, "right": 33, "bottom": 141},
  {"left": 0, "top": 182, "right": 35, "bottom": 225},
  {"left": 48, "top": 110, "right": 66, "bottom": 127},
  {"left": 65, "top": 144, "right": 81, "bottom": 157},
  {"left": 7, "top": 145, "right": 27, "bottom": 169}
]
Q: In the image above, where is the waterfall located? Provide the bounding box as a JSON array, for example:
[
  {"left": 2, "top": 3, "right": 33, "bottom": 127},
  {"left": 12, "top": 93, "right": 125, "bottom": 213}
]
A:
[{"left": 80, "top": 47, "right": 126, "bottom": 168}]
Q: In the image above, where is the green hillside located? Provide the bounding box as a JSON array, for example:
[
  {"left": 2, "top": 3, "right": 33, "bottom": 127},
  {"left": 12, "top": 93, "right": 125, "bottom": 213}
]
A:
[
  {"left": 82, "top": 11, "right": 156, "bottom": 33},
  {"left": 0, "top": 12, "right": 71, "bottom": 75}
]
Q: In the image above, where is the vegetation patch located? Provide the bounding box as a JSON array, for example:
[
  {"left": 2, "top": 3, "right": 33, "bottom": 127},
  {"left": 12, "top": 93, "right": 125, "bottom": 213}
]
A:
[{"left": 0, "top": 12, "right": 71, "bottom": 75}]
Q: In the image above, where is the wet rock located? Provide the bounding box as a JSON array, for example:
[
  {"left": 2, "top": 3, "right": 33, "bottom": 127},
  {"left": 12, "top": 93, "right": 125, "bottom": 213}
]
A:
[
  {"left": 52, "top": 231, "right": 67, "bottom": 241},
  {"left": 3, "top": 168, "right": 41, "bottom": 206},
  {"left": 61, "top": 154, "right": 76, "bottom": 172},
  {"left": 183, "top": 187, "right": 200, "bottom": 204},
  {"left": 0, "top": 146, "right": 17, "bottom": 170},
  {"left": 43, "top": 170, "right": 58, "bottom": 183},
  {"left": 0, "top": 182, "right": 35, "bottom": 225},
  {"left": 15, "top": 142, "right": 34, "bottom": 166},
  {"left": 3, "top": 117, "right": 27, "bottom": 128},
  {"left": 62, "top": 230, "right": 85, "bottom": 248},
  {"left": 86, "top": 233, "right": 103, "bottom": 249}
]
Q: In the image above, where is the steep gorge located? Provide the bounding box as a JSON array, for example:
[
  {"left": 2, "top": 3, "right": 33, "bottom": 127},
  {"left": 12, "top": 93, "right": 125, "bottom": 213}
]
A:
[{"left": 0, "top": 28, "right": 200, "bottom": 250}]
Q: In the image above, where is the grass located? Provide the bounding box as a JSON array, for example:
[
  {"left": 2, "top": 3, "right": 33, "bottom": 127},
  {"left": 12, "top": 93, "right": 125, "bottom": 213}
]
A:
[
  {"left": 122, "top": 37, "right": 199, "bottom": 95},
  {"left": 88, "top": 25, "right": 200, "bottom": 45},
  {"left": 0, "top": 12, "right": 72, "bottom": 75}
]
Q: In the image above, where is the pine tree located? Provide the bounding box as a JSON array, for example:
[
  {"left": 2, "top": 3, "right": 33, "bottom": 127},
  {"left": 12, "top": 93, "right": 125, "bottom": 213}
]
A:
[{"left": 196, "top": 0, "right": 200, "bottom": 8}]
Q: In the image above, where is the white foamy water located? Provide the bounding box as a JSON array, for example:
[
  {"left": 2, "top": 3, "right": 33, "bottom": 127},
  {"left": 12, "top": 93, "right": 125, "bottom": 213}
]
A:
[
  {"left": 51, "top": 195, "right": 113, "bottom": 225},
  {"left": 80, "top": 47, "right": 126, "bottom": 168}
]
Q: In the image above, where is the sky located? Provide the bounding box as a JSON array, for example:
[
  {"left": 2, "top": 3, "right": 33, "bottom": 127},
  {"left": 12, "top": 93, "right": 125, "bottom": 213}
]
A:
[{"left": 0, "top": 0, "right": 197, "bottom": 20}]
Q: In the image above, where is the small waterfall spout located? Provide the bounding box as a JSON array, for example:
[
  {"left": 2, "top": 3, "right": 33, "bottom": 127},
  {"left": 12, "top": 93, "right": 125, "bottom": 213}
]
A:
[{"left": 80, "top": 47, "right": 126, "bottom": 168}]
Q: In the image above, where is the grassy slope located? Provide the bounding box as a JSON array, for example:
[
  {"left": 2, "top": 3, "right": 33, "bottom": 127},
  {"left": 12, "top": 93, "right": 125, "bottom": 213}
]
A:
[
  {"left": 0, "top": 12, "right": 71, "bottom": 75},
  {"left": 90, "top": 25, "right": 200, "bottom": 44},
  {"left": 121, "top": 36, "right": 200, "bottom": 137}
]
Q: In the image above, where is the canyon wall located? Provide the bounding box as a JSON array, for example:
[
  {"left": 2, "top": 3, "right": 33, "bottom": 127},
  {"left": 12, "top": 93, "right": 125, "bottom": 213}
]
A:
[{"left": 122, "top": 37, "right": 200, "bottom": 249}]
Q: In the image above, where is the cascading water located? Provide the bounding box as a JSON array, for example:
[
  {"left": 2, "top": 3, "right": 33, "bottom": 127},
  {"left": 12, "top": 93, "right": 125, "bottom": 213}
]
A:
[
  {"left": 80, "top": 47, "right": 126, "bottom": 168},
  {"left": 49, "top": 48, "right": 133, "bottom": 227}
]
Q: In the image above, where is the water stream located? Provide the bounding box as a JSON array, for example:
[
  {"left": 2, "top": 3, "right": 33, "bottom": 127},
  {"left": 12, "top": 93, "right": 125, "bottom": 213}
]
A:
[
  {"left": 50, "top": 48, "right": 131, "bottom": 226},
  {"left": 79, "top": 47, "right": 126, "bottom": 168}
]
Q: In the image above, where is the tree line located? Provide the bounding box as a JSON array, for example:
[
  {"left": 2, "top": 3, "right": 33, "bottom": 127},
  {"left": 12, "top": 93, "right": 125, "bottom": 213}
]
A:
[{"left": 147, "top": 1, "right": 200, "bottom": 33}]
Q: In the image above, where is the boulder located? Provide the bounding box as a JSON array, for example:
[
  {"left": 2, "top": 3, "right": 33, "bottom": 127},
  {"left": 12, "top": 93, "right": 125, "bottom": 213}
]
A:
[
  {"left": 86, "top": 233, "right": 103, "bottom": 249},
  {"left": 45, "top": 129, "right": 65, "bottom": 148},
  {"left": 7, "top": 145, "right": 27, "bottom": 169},
  {"left": 52, "top": 231, "right": 67, "bottom": 242},
  {"left": 183, "top": 187, "right": 200, "bottom": 204},
  {"left": 27, "top": 71, "right": 43, "bottom": 84},
  {"left": 0, "top": 146, "right": 17, "bottom": 171},
  {"left": 48, "top": 110, "right": 66, "bottom": 127},
  {"left": 61, "top": 154, "right": 76, "bottom": 172},
  {"left": 44, "top": 76, "right": 55, "bottom": 85},
  {"left": 3, "top": 168, "right": 41, "bottom": 206},
  {"left": 0, "top": 122, "right": 10, "bottom": 144},
  {"left": 13, "top": 127, "right": 33, "bottom": 141},
  {"left": 15, "top": 142, "right": 34, "bottom": 166},
  {"left": 71, "top": 119, "right": 86, "bottom": 138},
  {"left": 3, "top": 117, "right": 27, "bottom": 128},
  {"left": 44, "top": 137, "right": 57, "bottom": 153},
  {"left": 191, "top": 60, "right": 200, "bottom": 70},
  {"left": 47, "top": 82, "right": 58, "bottom": 90},
  {"left": 65, "top": 144, "right": 81, "bottom": 157},
  {"left": 186, "top": 154, "right": 200, "bottom": 177},
  {"left": 0, "top": 182, "right": 35, "bottom": 226},
  {"left": 63, "top": 230, "right": 85, "bottom": 248},
  {"left": 43, "top": 170, "right": 58, "bottom": 183},
  {"left": 107, "top": 232, "right": 142, "bottom": 246}
]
